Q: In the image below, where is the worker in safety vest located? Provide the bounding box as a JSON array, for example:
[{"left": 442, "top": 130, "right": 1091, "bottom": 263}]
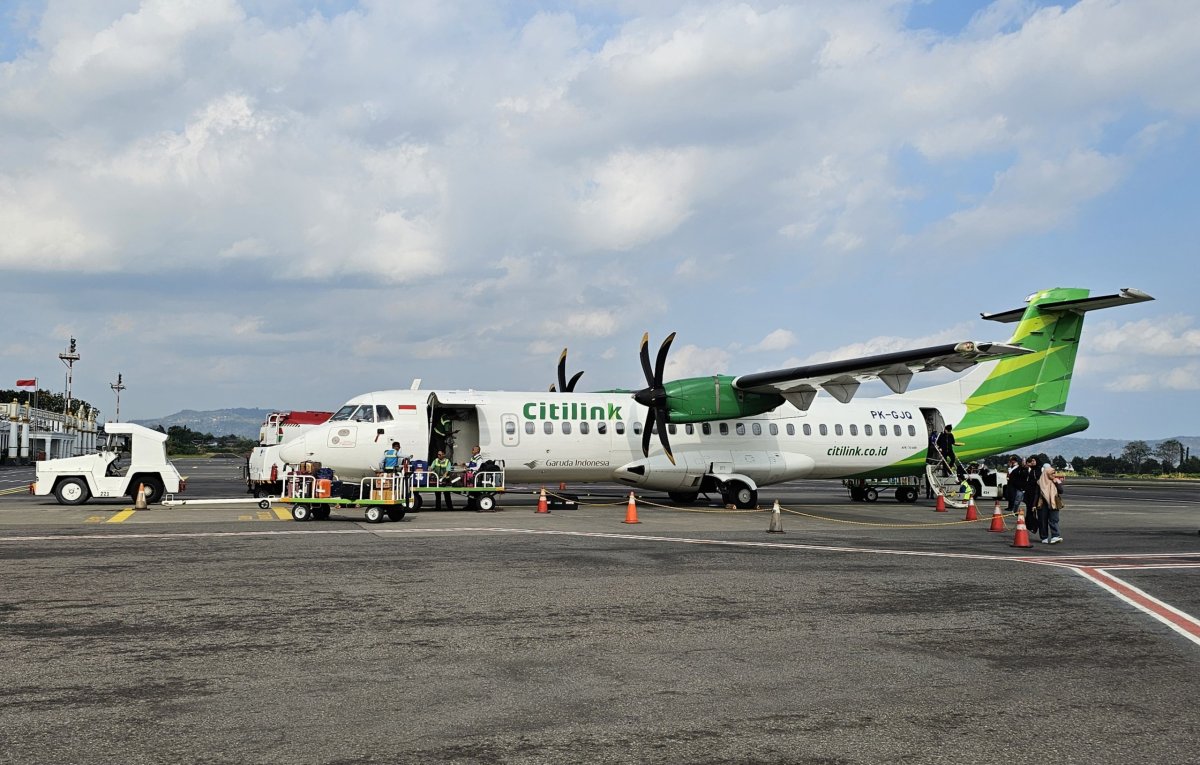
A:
[
  {"left": 431, "top": 450, "right": 454, "bottom": 510},
  {"left": 381, "top": 442, "right": 405, "bottom": 473}
]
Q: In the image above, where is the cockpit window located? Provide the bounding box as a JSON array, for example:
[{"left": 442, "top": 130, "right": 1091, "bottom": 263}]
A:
[
  {"left": 375, "top": 405, "right": 394, "bottom": 423},
  {"left": 330, "top": 405, "right": 357, "bottom": 421},
  {"left": 352, "top": 405, "right": 374, "bottom": 422}
]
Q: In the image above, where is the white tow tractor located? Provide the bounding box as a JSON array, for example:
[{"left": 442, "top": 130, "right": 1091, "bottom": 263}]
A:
[{"left": 32, "top": 422, "right": 186, "bottom": 505}]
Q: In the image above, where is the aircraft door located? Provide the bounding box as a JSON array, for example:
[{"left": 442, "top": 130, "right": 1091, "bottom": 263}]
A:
[{"left": 500, "top": 413, "right": 519, "bottom": 447}]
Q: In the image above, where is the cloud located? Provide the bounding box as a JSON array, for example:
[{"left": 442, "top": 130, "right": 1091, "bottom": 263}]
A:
[
  {"left": 663, "top": 344, "right": 731, "bottom": 379},
  {"left": 751, "top": 329, "right": 796, "bottom": 353},
  {"left": 782, "top": 323, "right": 975, "bottom": 366},
  {"left": 1089, "top": 316, "right": 1200, "bottom": 356}
]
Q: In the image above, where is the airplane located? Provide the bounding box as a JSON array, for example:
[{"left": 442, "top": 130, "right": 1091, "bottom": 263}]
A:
[{"left": 278, "top": 287, "right": 1153, "bottom": 508}]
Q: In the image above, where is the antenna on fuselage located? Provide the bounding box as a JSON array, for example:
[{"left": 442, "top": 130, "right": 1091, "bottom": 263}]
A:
[{"left": 410, "top": 379, "right": 422, "bottom": 390}]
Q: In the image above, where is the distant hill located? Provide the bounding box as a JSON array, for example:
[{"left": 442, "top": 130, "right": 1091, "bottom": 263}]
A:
[
  {"left": 1032, "top": 435, "right": 1200, "bottom": 460},
  {"left": 133, "top": 408, "right": 272, "bottom": 440}
]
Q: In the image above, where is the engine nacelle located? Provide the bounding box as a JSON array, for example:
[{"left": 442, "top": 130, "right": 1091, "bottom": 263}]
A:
[{"left": 663, "top": 376, "right": 784, "bottom": 423}]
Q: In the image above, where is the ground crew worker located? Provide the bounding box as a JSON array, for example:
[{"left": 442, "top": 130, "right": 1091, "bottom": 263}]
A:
[
  {"left": 381, "top": 442, "right": 403, "bottom": 473},
  {"left": 465, "top": 445, "right": 487, "bottom": 487},
  {"left": 431, "top": 450, "right": 454, "bottom": 510}
]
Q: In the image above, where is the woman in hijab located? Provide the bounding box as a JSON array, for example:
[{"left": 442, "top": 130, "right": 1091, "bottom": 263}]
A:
[{"left": 1037, "top": 463, "right": 1063, "bottom": 544}]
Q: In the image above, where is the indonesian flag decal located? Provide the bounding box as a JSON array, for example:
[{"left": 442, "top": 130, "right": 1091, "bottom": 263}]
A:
[
  {"left": 15, "top": 379, "right": 36, "bottom": 388},
  {"left": 397, "top": 404, "right": 418, "bottom": 413}
]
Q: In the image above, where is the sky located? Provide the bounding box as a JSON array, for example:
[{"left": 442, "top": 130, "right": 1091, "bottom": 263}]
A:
[{"left": 1, "top": 0, "right": 1197, "bottom": 439}]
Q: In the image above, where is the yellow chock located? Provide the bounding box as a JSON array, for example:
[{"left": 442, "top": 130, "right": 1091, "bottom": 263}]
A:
[
  {"left": 767, "top": 499, "right": 784, "bottom": 534},
  {"left": 134, "top": 483, "right": 149, "bottom": 510}
]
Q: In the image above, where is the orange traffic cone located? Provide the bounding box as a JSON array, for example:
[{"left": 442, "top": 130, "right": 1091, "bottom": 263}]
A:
[
  {"left": 536, "top": 488, "right": 550, "bottom": 514},
  {"left": 134, "top": 483, "right": 148, "bottom": 510},
  {"left": 1010, "top": 512, "right": 1034, "bottom": 548},
  {"left": 988, "top": 499, "right": 1006, "bottom": 532},
  {"left": 963, "top": 496, "right": 978, "bottom": 521},
  {"left": 623, "top": 492, "right": 641, "bottom": 524},
  {"left": 766, "top": 500, "right": 784, "bottom": 534},
  {"left": 934, "top": 493, "right": 946, "bottom": 512}
]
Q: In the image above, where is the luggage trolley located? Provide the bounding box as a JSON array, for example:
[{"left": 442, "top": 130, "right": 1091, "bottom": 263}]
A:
[
  {"left": 406, "top": 462, "right": 507, "bottom": 512},
  {"left": 279, "top": 471, "right": 414, "bottom": 523}
]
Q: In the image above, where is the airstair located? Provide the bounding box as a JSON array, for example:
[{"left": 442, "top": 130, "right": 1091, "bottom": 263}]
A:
[{"left": 925, "top": 458, "right": 972, "bottom": 509}]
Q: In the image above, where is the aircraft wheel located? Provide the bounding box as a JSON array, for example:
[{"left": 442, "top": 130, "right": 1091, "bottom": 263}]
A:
[
  {"left": 291, "top": 504, "right": 311, "bottom": 522},
  {"left": 365, "top": 506, "right": 384, "bottom": 523},
  {"left": 726, "top": 481, "right": 758, "bottom": 510},
  {"left": 477, "top": 494, "right": 496, "bottom": 512},
  {"left": 864, "top": 488, "right": 879, "bottom": 502},
  {"left": 54, "top": 477, "right": 90, "bottom": 506}
]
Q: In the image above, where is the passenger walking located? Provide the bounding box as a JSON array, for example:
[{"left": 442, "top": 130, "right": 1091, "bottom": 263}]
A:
[
  {"left": 431, "top": 450, "right": 454, "bottom": 510},
  {"left": 936, "top": 425, "right": 960, "bottom": 478},
  {"left": 1005, "top": 456, "right": 1024, "bottom": 515},
  {"left": 1021, "top": 456, "right": 1041, "bottom": 535},
  {"left": 1037, "top": 464, "right": 1064, "bottom": 544}
]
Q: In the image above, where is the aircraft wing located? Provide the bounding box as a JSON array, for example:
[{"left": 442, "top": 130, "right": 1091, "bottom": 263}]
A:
[{"left": 732, "top": 341, "right": 1031, "bottom": 410}]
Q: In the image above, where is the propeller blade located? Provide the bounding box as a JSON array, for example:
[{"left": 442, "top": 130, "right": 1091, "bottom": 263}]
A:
[
  {"left": 654, "top": 332, "right": 676, "bottom": 386},
  {"left": 549, "top": 384, "right": 557, "bottom": 392},
  {"left": 657, "top": 418, "right": 675, "bottom": 465},
  {"left": 641, "top": 406, "right": 656, "bottom": 459},
  {"left": 557, "top": 348, "right": 569, "bottom": 392},
  {"left": 639, "top": 332, "right": 653, "bottom": 385},
  {"left": 566, "top": 370, "right": 584, "bottom": 392}
]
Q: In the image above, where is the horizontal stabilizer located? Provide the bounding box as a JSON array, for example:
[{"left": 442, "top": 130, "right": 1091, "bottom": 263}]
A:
[{"left": 982, "top": 287, "right": 1153, "bottom": 323}]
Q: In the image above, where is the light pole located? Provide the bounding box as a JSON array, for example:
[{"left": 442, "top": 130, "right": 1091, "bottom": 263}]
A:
[
  {"left": 110, "top": 373, "right": 126, "bottom": 422},
  {"left": 58, "top": 337, "right": 79, "bottom": 428}
]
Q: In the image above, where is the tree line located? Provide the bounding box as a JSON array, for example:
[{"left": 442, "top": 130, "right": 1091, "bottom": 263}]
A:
[
  {"left": 977, "top": 439, "right": 1196, "bottom": 476},
  {"left": 153, "top": 425, "right": 258, "bottom": 456}
]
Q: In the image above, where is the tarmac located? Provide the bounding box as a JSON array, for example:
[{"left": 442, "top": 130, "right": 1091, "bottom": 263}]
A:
[{"left": 1, "top": 458, "right": 1198, "bottom": 764}]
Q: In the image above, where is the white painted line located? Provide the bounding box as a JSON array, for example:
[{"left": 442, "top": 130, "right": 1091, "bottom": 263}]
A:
[{"left": 1072, "top": 566, "right": 1200, "bottom": 647}]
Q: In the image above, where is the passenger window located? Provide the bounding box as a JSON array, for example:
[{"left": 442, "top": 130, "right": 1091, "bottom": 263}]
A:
[
  {"left": 894, "top": 424, "right": 901, "bottom": 436},
  {"left": 835, "top": 424, "right": 843, "bottom": 436},
  {"left": 525, "top": 422, "right": 535, "bottom": 435},
  {"left": 685, "top": 424, "right": 694, "bottom": 435},
  {"left": 769, "top": 424, "right": 778, "bottom": 435},
  {"left": 819, "top": 424, "right": 828, "bottom": 436},
  {"left": 753, "top": 423, "right": 762, "bottom": 435},
  {"left": 375, "top": 405, "right": 394, "bottom": 423},
  {"left": 562, "top": 421, "right": 572, "bottom": 434},
  {"left": 702, "top": 423, "right": 711, "bottom": 435},
  {"left": 803, "top": 424, "right": 812, "bottom": 436},
  {"left": 908, "top": 425, "right": 916, "bottom": 436},
  {"left": 580, "top": 422, "right": 589, "bottom": 435},
  {"left": 615, "top": 422, "right": 625, "bottom": 434},
  {"left": 633, "top": 422, "right": 642, "bottom": 435},
  {"left": 787, "top": 424, "right": 795, "bottom": 435},
  {"left": 505, "top": 421, "right": 516, "bottom": 435},
  {"left": 543, "top": 421, "right": 553, "bottom": 434},
  {"left": 719, "top": 423, "right": 729, "bottom": 435},
  {"left": 598, "top": 422, "right": 607, "bottom": 435},
  {"left": 736, "top": 423, "right": 746, "bottom": 435},
  {"left": 668, "top": 423, "right": 676, "bottom": 435},
  {"left": 864, "top": 424, "right": 872, "bottom": 436},
  {"left": 849, "top": 424, "right": 858, "bottom": 436}
]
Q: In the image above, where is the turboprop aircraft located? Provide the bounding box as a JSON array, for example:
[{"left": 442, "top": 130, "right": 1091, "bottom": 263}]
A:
[{"left": 278, "top": 287, "right": 1152, "bottom": 508}]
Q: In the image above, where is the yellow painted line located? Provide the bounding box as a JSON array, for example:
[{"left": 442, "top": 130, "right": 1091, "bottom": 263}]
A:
[
  {"left": 85, "top": 515, "right": 104, "bottom": 523},
  {"left": 238, "top": 514, "right": 254, "bottom": 521},
  {"left": 0, "top": 486, "right": 30, "bottom": 495},
  {"left": 107, "top": 509, "right": 136, "bottom": 524},
  {"left": 272, "top": 506, "right": 292, "bottom": 521},
  {"left": 256, "top": 511, "right": 272, "bottom": 521}
]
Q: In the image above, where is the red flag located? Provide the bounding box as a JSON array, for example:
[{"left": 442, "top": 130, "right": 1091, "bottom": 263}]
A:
[{"left": 15, "top": 379, "right": 36, "bottom": 388}]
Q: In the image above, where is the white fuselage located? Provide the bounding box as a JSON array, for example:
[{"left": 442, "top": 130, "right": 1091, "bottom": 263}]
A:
[{"left": 277, "top": 389, "right": 964, "bottom": 494}]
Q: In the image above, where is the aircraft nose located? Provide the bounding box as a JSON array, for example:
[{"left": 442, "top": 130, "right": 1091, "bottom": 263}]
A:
[{"left": 277, "top": 434, "right": 312, "bottom": 464}]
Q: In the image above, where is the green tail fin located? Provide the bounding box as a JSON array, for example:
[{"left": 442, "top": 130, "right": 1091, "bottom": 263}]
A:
[{"left": 966, "top": 287, "right": 1092, "bottom": 413}]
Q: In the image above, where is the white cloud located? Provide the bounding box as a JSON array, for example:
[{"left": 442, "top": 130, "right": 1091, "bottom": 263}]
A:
[
  {"left": 663, "top": 344, "right": 731, "bottom": 379},
  {"left": 783, "top": 323, "right": 975, "bottom": 366},
  {"left": 1089, "top": 316, "right": 1200, "bottom": 357},
  {"left": 751, "top": 329, "right": 796, "bottom": 353}
]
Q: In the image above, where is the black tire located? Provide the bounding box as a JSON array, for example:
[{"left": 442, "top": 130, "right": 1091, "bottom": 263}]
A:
[
  {"left": 386, "top": 508, "right": 406, "bottom": 522},
  {"left": 477, "top": 494, "right": 496, "bottom": 512},
  {"left": 725, "top": 481, "right": 758, "bottom": 510},
  {"left": 253, "top": 487, "right": 268, "bottom": 498},
  {"left": 668, "top": 491, "right": 700, "bottom": 504},
  {"left": 364, "top": 506, "right": 384, "bottom": 523},
  {"left": 54, "top": 477, "right": 90, "bottom": 506},
  {"left": 849, "top": 487, "right": 865, "bottom": 501},
  {"left": 969, "top": 480, "right": 983, "bottom": 501},
  {"left": 291, "top": 504, "right": 311, "bottom": 522},
  {"left": 864, "top": 487, "right": 878, "bottom": 502},
  {"left": 258, "top": 499, "right": 270, "bottom": 510},
  {"left": 403, "top": 493, "right": 423, "bottom": 512},
  {"left": 899, "top": 487, "right": 919, "bottom": 503},
  {"left": 129, "top": 477, "right": 165, "bottom": 504},
  {"left": 314, "top": 507, "right": 331, "bottom": 520}
]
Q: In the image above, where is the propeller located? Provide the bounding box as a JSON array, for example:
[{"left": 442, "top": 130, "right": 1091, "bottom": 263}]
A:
[
  {"left": 549, "top": 348, "right": 585, "bottom": 393},
  {"left": 633, "top": 332, "right": 677, "bottom": 464}
]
